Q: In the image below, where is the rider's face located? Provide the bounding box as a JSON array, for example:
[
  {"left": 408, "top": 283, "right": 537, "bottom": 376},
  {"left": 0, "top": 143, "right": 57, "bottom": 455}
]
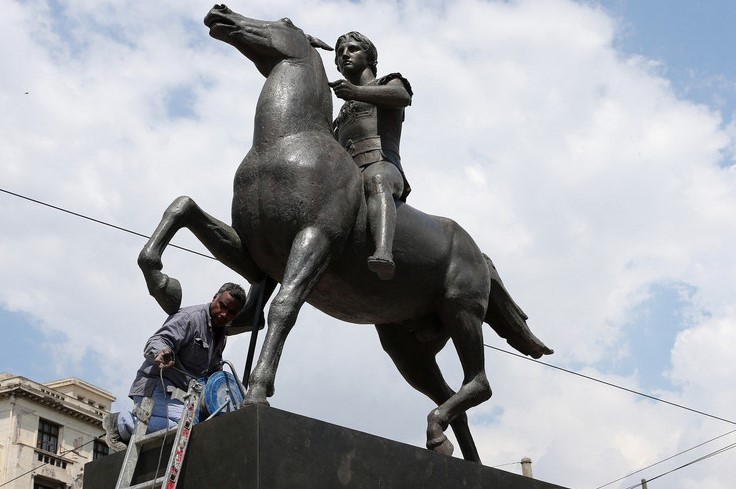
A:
[
  {"left": 209, "top": 291, "right": 244, "bottom": 328},
  {"left": 336, "top": 40, "right": 369, "bottom": 77}
]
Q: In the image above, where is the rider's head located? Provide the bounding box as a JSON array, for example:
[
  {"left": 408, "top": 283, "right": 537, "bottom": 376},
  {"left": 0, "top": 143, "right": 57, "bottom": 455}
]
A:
[{"left": 335, "top": 31, "right": 377, "bottom": 76}]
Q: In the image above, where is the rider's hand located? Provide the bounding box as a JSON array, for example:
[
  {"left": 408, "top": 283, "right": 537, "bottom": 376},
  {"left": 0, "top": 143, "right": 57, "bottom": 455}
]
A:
[
  {"left": 155, "top": 348, "right": 175, "bottom": 369},
  {"left": 329, "top": 79, "right": 359, "bottom": 101}
]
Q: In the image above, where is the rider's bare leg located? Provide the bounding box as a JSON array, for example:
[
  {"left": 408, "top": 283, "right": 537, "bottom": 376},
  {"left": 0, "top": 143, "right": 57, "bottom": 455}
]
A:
[
  {"left": 363, "top": 162, "right": 403, "bottom": 280},
  {"left": 367, "top": 190, "right": 397, "bottom": 277}
]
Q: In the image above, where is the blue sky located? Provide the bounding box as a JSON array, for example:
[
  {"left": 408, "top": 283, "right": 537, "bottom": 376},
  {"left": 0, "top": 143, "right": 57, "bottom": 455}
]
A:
[
  {"left": 601, "top": 0, "right": 736, "bottom": 122},
  {"left": 2, "top": 1, "right": 736, "bottom": 488},
  {"left": 1, "top": 309, "right": 56, "bottom": 381}
]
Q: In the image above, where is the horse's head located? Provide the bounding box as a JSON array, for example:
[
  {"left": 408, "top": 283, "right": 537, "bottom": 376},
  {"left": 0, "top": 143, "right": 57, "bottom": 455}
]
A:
[{"left": 204, "top": 4, "right": 332, "bottom": 77}]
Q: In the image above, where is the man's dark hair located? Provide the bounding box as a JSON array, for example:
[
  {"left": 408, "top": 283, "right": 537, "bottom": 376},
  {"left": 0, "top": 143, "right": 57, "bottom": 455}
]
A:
[
  {"left": 335, "top": 31, "right": 378, "bottom": 76},
  {"left": 217, "top": 282, "right": 246, "bottom": 305}
]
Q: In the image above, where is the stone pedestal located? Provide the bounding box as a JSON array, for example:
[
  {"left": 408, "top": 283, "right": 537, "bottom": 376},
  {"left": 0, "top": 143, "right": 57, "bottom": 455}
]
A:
[{"left": 85, "top": 405, "right": 568, "bottom": 488}]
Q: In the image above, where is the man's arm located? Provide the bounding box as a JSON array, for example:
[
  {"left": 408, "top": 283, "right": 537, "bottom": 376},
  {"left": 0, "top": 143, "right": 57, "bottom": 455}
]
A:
[
  {"left": 143, "top": 312, "right": 191, "bottom": 368},
  {"left": 329, "top": 78, "right": 411, "bottom": 108}
]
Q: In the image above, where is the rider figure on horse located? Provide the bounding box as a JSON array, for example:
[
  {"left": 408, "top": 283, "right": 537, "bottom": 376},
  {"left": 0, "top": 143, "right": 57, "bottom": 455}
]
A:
[
  {"left": 234, "top": 31, "right": 414, "bottom": 329},
  {"left": 329, "top": 31, "right": 413, "bottom": 281}
]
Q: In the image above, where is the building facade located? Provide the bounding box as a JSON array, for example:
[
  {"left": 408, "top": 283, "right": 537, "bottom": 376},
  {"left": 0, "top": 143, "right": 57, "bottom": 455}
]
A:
[{"left": 0, "top": 373, "right": 115, "bottom": 489}]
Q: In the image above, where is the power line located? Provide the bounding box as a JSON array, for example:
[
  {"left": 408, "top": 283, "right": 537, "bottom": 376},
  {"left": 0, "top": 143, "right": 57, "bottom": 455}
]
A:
[
  {"left": 0, "top": 434, "right": 103, "bottom": 487},
  {"left": 5, "top": 185, "right": 734, "bottom": 426},
  {"left": 485, "top": 344, "right": 736, "bottom": 425},
  {"left": 487, "top": 345, "right": 736, "bottom": 489},
  {"left": 6, "top": 186, "right": 735, "bottom": 486},
  {"left": 0, "top": 187, "right": 215, "bottom": 260},
  {"left": 594, "top": 428, "right": 736, "bottom": 489},
  {"left": 621, "top": 441, "right": 736, "bottom": 489}
]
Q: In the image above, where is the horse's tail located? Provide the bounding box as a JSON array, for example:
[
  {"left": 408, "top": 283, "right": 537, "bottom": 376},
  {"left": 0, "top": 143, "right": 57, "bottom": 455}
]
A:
[{"left": 482, "top": 253, "right": 553, "bottom": 359}]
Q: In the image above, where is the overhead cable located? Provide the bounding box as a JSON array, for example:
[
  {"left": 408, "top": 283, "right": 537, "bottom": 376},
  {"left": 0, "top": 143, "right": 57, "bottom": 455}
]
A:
[
  {"left": 0, "top": 187, "right": 214, "bottom": 260},
  {"left": 7, "top": 185, "right": 736, "bottom": 486},
  {"left": 594, "top": 428, "right": 736, "bottom": 489},
  {"left": 0, "top": 435, "right": 102, "bottom": 487},
  {"left": 485, "top": 344, "right": 736, "bottom": 425},
  {"left": 620, "top": 441, "right": 736, "bottom": 489}
]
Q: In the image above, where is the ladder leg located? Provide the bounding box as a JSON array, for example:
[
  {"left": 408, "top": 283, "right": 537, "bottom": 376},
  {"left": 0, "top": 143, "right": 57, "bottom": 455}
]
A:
[
  {"left": 161, "top": 379, "right": 202, "bottom": 489},
  {"left": 113, "top": 379, "right": 203, "bottom": 489},
  {"left": 115, "top": 397, "right": 154, "bottom": 489}
]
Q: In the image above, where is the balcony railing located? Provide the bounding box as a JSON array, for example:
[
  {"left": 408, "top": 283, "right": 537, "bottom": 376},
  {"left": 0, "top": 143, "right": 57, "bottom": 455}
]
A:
[{"left": 34, "top": 448, "right": 71, "bottom": 469}]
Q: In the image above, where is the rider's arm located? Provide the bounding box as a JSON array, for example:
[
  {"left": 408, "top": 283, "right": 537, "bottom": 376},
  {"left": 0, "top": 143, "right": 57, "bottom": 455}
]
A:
[{"left": 330, "top": 78, "right": 411, "bottom": 108}]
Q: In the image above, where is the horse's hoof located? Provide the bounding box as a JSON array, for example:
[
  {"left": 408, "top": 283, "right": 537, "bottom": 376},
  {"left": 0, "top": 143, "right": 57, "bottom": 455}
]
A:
[
  {"left": 148, "top": 273, "right": 182, "bottom": 315},
  {"left": 240, "top": 398, "right": 270, "bottom": 408},
  {"left": 367, "top": 256, "right": 395, "bottom": 280},
  {"left": 427, "top": 435, "right": 454, "bottom": 457},
  {"left": 242, "top": 391, "right": 270, "bottom": 407}
]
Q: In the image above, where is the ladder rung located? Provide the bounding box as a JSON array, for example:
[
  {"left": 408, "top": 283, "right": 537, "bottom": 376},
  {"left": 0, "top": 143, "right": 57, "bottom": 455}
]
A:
[
  {"left": 126, "top": 476, "right": 165, "bottom": 489},
  {"left": 135, "top": 426, "right": 178, "bottom": 446}
]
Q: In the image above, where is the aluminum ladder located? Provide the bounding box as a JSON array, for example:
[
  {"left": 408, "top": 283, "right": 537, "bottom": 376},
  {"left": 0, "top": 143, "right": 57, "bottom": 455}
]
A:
[{"left": 114, "top": 378, "right": 202, "bottom": 489}]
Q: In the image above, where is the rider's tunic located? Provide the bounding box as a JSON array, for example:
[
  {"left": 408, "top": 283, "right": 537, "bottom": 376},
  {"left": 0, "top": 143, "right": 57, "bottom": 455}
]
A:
[{"left": 333, "top": 73, "right": 413, "bottom": 201}]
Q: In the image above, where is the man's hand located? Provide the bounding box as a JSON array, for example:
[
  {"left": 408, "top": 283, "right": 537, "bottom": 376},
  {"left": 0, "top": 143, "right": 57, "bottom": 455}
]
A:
[
  {"left": 154, "top": 348, "right": 174, "bottom": 369},
  {"left": 329, "top": 79, "right": 360, "bottom": 101}
]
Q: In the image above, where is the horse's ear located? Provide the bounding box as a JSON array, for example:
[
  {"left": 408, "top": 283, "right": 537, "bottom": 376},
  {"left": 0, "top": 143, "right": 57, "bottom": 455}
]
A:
[{"left": 308, "top": 34, "right": 333, "bottom": 51}]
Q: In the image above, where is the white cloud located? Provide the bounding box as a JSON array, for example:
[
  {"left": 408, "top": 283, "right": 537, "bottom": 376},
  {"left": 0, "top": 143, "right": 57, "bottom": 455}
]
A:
[{"left": 2, "top": 0, "right": 736, "bottom": 487}]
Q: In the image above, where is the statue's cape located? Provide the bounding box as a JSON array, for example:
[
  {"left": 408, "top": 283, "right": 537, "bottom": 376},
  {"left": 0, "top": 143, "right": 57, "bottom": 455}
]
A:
[{"left": 377, "top": 72, "right": 413, "bottom": 99}]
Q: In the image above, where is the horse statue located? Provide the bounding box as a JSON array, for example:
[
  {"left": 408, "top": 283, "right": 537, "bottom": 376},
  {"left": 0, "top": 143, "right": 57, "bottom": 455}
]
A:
[{"left": 138, "top": 4, "right": 553, "bottom": 463}]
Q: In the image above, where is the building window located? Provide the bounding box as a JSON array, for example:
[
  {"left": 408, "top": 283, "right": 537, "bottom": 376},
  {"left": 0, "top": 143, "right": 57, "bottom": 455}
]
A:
[
  {"left": 36, "top": 419, "right": 60, "bottom": 453},
  {"left": 93, "top": 439, "right": 110, "bottom": 460}
]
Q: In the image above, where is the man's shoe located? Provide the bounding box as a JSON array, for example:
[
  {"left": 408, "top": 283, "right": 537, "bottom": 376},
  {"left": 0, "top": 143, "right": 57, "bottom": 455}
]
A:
[{"left": 102, "top": 412, "right": 127, "bottom": 452}]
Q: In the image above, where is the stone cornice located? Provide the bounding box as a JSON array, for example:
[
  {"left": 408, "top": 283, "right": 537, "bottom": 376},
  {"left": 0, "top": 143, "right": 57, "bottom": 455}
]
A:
[{"left": 0, "top": 376, "right": 107, "bottom": 427}]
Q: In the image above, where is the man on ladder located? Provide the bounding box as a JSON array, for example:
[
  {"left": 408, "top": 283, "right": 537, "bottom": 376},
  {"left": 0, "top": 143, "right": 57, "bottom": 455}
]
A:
[{"left": 103, "top": 282, "right": 247, "bottom": 451}]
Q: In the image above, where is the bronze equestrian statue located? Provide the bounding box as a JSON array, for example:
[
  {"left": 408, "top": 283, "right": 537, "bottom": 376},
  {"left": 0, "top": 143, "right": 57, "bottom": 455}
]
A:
[{"left": 137, "top": 4, "right": 553, "bottom": 464}]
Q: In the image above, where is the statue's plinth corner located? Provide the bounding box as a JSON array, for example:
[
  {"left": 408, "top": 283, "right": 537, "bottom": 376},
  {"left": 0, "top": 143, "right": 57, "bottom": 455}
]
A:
[{"left": 85, "top": 405, "right": 569, "bottom": 488}]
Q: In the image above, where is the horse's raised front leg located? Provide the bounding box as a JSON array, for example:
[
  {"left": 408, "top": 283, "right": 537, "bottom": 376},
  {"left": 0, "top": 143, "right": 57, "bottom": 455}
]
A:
[
  {"left": 138, "top": 195, "right": 263, "bottom": 314},
  {"left": 244, "top": 226, "right": 332, "bottom": 405}
]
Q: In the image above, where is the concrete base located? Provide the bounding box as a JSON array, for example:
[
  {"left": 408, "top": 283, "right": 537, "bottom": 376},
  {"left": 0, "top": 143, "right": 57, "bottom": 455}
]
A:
[{"left": 85, "top": 405, "right": 568, "bottom": 488}]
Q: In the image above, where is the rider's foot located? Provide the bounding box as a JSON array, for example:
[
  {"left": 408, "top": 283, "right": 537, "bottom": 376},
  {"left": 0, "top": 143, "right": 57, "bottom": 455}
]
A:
[{"left": 368, "top": 253, "right": 395, "bottom": 280}]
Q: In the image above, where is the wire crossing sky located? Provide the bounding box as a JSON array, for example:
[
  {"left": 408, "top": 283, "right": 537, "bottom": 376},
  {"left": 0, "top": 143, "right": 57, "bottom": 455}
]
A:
[
  {"left": 4, "top": 185, "right": 733, "bottom": 427},
  {"left": 2, "top": 182, "right": 735, "bottom": 486}
]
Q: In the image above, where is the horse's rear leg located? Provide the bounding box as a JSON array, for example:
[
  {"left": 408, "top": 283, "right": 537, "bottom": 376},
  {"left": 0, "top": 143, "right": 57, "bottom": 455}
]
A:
[
  {"left": 138, "top": 196, "right": 263, "bottom": 314},
  {"left": 245, "top": 226, "right": 332, "bottom": 404},
  {"left": 426, "top": 305, "right": 491, "bottom": 461},
  {"left": 375, "top": 324, "right": 482, "bottom": 463}
]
